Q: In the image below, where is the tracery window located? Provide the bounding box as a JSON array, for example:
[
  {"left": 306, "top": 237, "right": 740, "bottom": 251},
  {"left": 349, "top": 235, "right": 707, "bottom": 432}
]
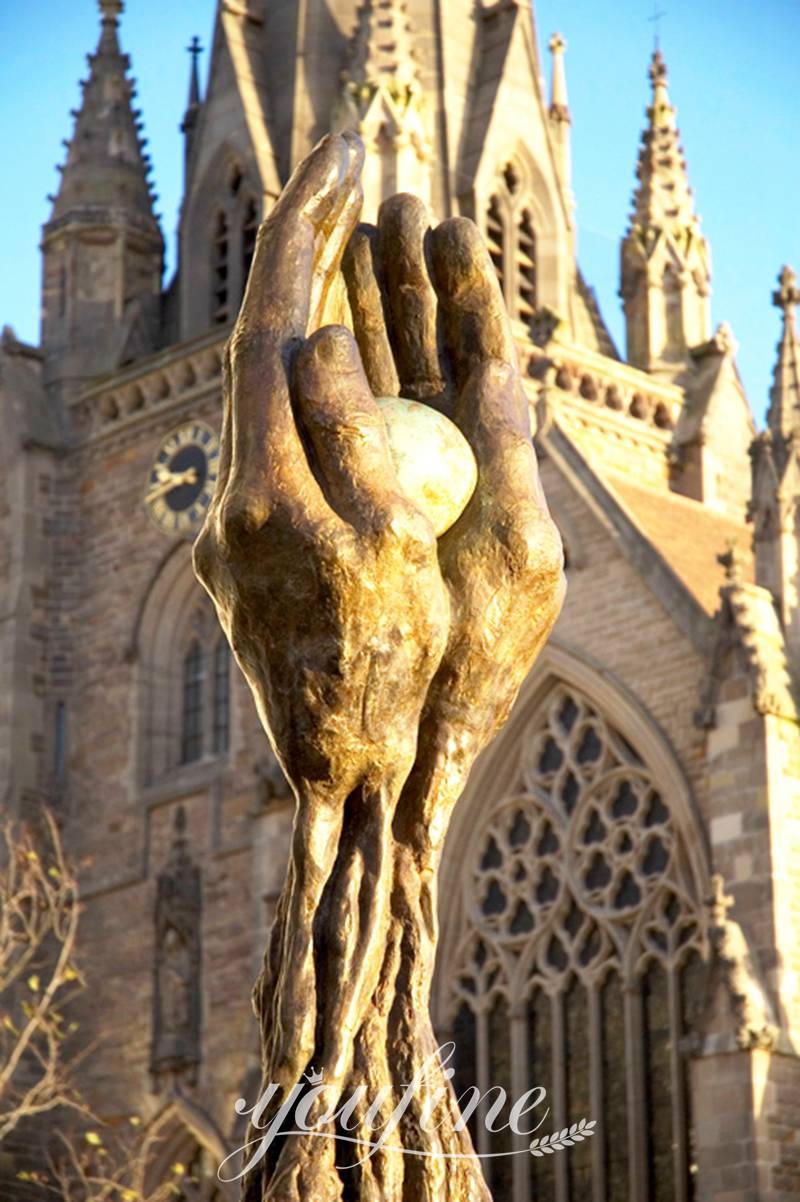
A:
[
  {"left": 486, "top": 161, "right": 539, "bottom": 331},
  {"left": 445, "top": 683, "right": 707, "bottom": 1202}
]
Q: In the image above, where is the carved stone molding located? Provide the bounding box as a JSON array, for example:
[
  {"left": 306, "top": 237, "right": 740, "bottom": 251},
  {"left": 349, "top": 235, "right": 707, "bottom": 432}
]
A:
[
  {"left": 696, "top": 563, "right": 798, "bottom": 728},
  {"left": 69, "top": 328, "right": 227, "bottom": 445}
]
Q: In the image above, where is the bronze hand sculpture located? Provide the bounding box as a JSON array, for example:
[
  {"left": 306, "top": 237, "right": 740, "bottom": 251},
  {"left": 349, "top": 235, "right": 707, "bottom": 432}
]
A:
[{"left": 194, "top": 131, "right": 565, "bottom": 1202}]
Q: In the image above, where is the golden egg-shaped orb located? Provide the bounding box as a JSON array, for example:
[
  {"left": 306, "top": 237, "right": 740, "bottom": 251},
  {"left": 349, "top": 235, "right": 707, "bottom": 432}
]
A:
[{"left": 376, "top": 397, "right": 478, "bottom": 537}]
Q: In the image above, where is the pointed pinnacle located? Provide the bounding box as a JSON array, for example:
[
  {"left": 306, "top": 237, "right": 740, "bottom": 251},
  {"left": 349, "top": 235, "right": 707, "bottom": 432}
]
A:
[
  {"left": 548, "top": 33, "right": 570, "bottom": 123},
  {"left": 773, "top": 265, "right": 800, "bottom": 316}
]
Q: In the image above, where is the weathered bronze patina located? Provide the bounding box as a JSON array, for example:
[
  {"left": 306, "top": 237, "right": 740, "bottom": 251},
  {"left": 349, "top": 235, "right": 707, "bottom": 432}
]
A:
[{"left": 194, "top": 131, "right": 565, "bottom": 1201}]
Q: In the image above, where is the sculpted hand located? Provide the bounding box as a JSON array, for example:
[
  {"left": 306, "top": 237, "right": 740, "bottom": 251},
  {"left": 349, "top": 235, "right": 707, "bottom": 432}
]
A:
[
  {"left": 194, "top": 135, "right": 565, "bottom": 1202},
  {"left": 194, "top": 133, "right": 450, "bottom": 1109}
]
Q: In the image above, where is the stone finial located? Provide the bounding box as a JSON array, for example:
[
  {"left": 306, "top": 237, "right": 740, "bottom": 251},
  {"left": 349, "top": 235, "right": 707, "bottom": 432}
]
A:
[
  {"left": 648, "top": 48, "right": 668, "bottom": 91},
  {"left": 548, "top": 33, "right": 570, "bottom": 123},
  {"left": 773, "top": 264, "right": 800, "bottom": 315},
  {"left": 99, "top": 0, "right": 123, "bottom": 24}
]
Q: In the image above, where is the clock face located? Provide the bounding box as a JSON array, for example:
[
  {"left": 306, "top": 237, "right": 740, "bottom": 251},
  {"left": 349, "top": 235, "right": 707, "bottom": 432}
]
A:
[{"left": 144, "top": 420, "right": 220, "bottom": 537}]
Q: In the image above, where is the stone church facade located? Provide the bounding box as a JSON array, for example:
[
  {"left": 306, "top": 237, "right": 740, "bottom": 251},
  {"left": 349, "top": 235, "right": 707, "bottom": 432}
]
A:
[{"left": 1, "top": 0, "right": 799, "bottom": 1198}]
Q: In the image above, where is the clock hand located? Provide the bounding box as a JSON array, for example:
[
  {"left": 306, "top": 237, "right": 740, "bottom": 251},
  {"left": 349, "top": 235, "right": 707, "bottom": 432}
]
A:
[{"left": 145, "top": 466, "right": 198, "bottom": 505}]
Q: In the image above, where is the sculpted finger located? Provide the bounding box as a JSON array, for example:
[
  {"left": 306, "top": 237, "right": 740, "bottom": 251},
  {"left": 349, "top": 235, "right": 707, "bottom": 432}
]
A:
[
  {"left": 226, "top": 134, "right": 363, "bottom": 515},
  {"left": 295, "top": 325, "right": 403, "bottom": 529},
  {"left": 454, "top": 360, "right": 550, "bottom": 516},
  {"left": 238, "top": 133, "right": 358, "bottom": 337},
  {"left": 308, "top": 133, "right": 365, "bottom": 331},
  {"left": 377, "top": 194, "right": 444, "bottom": 403},
  {"left": 342, "top": 225, "right": 400, "bottom": 397},
  {"left": 429, "top": 216, "right": 518, "bottom": 393}
]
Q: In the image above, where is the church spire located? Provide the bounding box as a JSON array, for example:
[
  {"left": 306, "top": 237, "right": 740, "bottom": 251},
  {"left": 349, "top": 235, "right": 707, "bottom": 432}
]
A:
[
  {"left": 49, "top": 0, "right": 160, "bottom": 227},
  {"left": 630, "top": 51, "right": 695, "bottom": 232},
  {"left": 620, "top": 50, "right": 711, "bottom": 377},
  {"left": 181, "top": 36, "right": 204, "bottom": 176},
  {"left": 767, "top": 265, "right": 800, "bottom": 442},
  {"left": 41, "top": 0, "right": 163, "bottom": 384},
  {"left": 332, "top": 0, "right": 432, "bottom": 213}
]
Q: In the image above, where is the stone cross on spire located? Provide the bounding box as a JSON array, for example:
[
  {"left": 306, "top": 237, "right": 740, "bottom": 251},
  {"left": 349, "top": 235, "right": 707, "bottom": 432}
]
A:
[
  {"left": 181, "top": 35, "right": 204, "bottom": 172},
  {"left": 767, "top": 265, "right": 800, "bottom": 441}
]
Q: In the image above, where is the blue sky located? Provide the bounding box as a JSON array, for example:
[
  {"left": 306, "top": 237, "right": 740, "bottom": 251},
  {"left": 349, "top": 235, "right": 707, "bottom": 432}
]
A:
[{"left": 0, "top": 0, "right": 797, "bottom": 424}]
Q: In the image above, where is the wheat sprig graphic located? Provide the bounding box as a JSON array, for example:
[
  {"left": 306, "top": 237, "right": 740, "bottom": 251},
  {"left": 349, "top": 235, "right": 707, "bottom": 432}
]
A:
[{"left": 529, "top": 1117, "right": 597, "bottom": 1156}]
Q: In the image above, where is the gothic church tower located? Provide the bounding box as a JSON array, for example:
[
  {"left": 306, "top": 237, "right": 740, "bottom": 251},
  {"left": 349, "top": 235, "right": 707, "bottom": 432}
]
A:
[{"left": 41, "top": 0, "right": 163, "bottom": 392}]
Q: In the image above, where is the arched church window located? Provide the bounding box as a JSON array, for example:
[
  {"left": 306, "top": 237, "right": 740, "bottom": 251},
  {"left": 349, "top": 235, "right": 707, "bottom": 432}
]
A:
[
  {"left": 445, "top": 682, "right": 706, "bottom": 1202},
  {"left": 207, "top": 163, "right": 259, "bottom": 324},
  {"left": 213, "top": 636, "right": 231, "bottom": 755},
  {"left": 241, "top": 197, "right": 258, "bottom": 295},
  {"left": 486, "top": 162, "right": 539, "bottom": 333},
  {"left": 211, "top": 210, "right": 229, "bottom": 324},
  {"left": 181, "top": 640, "right": 205, "bottom": 764}
]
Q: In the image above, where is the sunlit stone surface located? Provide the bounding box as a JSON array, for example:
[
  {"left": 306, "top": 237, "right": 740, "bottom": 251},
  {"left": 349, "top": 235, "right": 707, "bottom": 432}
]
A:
[{"left": 376, "top": 396, "right": 478, "bottom": 536}]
